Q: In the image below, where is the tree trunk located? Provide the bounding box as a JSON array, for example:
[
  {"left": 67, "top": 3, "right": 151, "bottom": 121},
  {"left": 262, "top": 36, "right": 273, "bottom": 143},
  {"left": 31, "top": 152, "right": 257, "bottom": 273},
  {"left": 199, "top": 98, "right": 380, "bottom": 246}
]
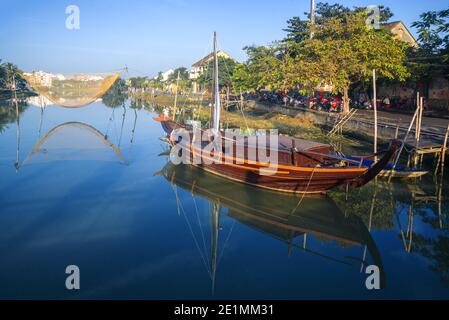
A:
[{"left": 342, "top": 87, "right": 350, "bottom": 114}]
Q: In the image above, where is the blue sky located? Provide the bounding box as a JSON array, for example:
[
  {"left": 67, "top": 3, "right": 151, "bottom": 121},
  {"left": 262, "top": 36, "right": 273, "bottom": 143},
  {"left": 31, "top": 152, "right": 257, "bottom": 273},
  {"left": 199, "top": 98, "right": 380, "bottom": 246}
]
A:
[{"left": 0, "top": 0, "right": 447, "bottom": 76}]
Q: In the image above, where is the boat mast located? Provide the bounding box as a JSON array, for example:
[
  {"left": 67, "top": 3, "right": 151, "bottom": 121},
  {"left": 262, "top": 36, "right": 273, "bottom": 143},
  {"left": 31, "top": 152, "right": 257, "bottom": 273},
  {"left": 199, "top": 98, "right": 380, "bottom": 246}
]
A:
[
  {"left": 210, "top": 202, "right": 220, "bottom": 294},
  {"left": 210, "top": 32, "right": 221, "bottom": 131}
]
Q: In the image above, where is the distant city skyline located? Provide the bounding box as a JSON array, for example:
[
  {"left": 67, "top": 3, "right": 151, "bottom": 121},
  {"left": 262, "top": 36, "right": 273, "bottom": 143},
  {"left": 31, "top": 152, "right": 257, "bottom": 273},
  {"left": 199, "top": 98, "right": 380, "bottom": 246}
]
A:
[{"left": 0, "top": 0, "right": 447, "bottom": 77}]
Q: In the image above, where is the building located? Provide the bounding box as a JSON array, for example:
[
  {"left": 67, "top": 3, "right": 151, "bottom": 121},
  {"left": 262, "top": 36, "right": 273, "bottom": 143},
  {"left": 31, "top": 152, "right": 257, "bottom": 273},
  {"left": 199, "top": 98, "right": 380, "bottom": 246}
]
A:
[
  {"left": 73, "top": 74, "right": 104, "bottom": 81},
  {"left": 189, "top": 51, "right": 232, "bottom": 94},
  {"left": 381, "top": 21, "right": 419, "bottom": 48},
  {"left": 189, "top": 51, "right": 231, "bottom": 80},
  {"left": 23, "top": 71, "right": 66, "bottom": 87},
  {"left": 378, "top": 21, "right": 449, "bottom": 110},
  {"left": 154, "top": 69, "right": 175, "bottom": 82}
]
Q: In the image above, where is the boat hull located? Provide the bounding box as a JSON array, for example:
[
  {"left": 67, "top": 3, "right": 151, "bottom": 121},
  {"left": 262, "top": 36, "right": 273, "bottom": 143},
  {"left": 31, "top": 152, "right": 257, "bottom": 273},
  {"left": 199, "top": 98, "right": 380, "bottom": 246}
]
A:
[{"left": 155, "top": 118, "right": 397, "bottom": 194}]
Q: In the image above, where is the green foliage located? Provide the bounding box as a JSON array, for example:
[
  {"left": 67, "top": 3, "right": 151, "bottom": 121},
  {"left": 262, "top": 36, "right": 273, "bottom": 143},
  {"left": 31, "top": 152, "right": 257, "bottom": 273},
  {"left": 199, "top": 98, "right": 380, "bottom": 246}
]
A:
[
  {"left": 128, "top": 76, "right": 148, "bottom": 89},
  {"left": 196, "top": 57, "right": 238, "bottom": 90},
  {"left": 283, "top": 2, "right": 394, "bottom": 44},
  {"left": 412, "top": 232, "right": 449, "bottom": 287},
  {"left": 0, "top": 60, "right": 27, "bottom": 91},
  {"left": 412, "top": 8, "right": 449, "bottom": 54},
  {"left": 238, "top": 11, "right": 410, "bottom": 113},
  {"left": 283, "top": 17, "right": 310, "bottom": 43},
  {"left": 167, "top": 67, "right": 189, "bottom": 82},
  {"left": 232, "top": 45, "right": 290, "bottom": 92},
  {"left": 329, "top": 183, "right": 395, "bottom": 230},
  {"left": 0, "top": 101, "right": 28, "bottom": 133},
  {"left": 168, "top": 67, "right": 192, "bottom": 93},
  {"left": 410, "top": 7, "right": 449, "bottom": 81}
]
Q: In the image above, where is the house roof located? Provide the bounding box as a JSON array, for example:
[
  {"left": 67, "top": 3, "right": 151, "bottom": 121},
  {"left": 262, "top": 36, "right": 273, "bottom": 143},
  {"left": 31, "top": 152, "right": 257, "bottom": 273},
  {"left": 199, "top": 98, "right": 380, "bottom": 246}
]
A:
[
  {"left": 381, "top": 20, "right": 418, "bottom": 47},
  {"left": 191, "top": 51, "right": 231, "bottom": 68}
]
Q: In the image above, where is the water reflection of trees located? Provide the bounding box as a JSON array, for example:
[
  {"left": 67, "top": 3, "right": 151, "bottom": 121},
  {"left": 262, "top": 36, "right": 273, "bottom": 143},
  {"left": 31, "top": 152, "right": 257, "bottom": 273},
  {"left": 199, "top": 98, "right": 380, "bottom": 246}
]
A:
[
  {"left": 331, "top": 175, "right": 449, "bottom": 287},
  {"left": 329, "top": 183, "right": 395, "bottom": 230},
  {"left": 410, "top": 174, "right": 449, "bottom": 286},
  {"left": 413, "top": 232, "right": 449, "bottom": 286},
  {"left": 102, "top": 78, "right": 127, "bottom": 108},
  {"left": 0, "top": 100, "right": 28, "bottom": 133}
]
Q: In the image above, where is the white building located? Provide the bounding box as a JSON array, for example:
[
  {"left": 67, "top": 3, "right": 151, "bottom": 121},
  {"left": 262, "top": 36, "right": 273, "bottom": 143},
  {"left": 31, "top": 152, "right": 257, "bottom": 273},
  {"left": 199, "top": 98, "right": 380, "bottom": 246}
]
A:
[
  {"left": 73, "top": 74, "right": 104, "bottom": 81},
  {"left": 154, "top": 69, "right": 175, "bottom": 82},
  {"left": 23, "top": 71, "right": 66, "bottom": 87}
]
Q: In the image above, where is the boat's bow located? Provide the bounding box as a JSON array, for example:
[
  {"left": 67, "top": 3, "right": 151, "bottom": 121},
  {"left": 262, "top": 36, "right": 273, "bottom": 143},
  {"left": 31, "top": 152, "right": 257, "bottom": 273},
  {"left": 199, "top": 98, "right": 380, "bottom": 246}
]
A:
[{"left": 349, "top": 140, "right": 399, "bottom": 188}]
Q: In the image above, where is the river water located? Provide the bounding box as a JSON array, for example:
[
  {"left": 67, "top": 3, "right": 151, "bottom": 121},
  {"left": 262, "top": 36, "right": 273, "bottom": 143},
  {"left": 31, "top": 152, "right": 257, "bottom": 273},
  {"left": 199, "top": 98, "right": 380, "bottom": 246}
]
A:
[{"left": 0, "top": 98, "right": 448, "bottom": 299}]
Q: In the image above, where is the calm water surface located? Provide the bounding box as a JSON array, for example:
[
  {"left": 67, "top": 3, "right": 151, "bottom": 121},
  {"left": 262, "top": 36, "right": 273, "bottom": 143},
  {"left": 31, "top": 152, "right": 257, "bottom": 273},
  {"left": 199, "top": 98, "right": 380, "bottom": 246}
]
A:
[{"left": 0, "top": 99, "right": 449, "bottom": 299}]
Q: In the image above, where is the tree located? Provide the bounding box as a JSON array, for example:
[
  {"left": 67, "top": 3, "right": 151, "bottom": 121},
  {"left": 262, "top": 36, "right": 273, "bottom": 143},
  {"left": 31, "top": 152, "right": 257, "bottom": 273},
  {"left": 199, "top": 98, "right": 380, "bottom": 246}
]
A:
[
  {"left": 197, "top": 57, "right": 238, "bottom": 92},
  {"left": 406, "top": 7, "right": 449, "bottom": 100},
  {"left": 283, "top": 17, "right": 310, "bottom": 43},
  {"left": 167, "top": 67, "right": 189, "bottom": 82},
  {"left": 231, "top": 45, "right": 289, "bottom": 93},
  {"left": 412, "top": 8, "right": 449, "bottom": 55},
  {"left": 284, "top": 12, "right": 410, "bottom": 113},
  {"left": 167, "top": 67, "right": 192, "bottom": 93},
  {"left": 283, "top": 2, "right": 394, "bottom": 44},
  {"left": 0, "top": 61, "right": 27, "bottom": 91},
  {"left": 128, "top": 76, "right": 148, "bottom": 89}
]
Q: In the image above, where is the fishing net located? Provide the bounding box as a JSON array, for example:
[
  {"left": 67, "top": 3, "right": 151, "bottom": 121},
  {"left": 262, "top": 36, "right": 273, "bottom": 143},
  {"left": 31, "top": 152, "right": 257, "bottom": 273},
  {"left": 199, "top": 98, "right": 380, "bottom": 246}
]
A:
[
  {"left": 23, "top": 122, "right": 127, "bottom": 164},
  {"left": 23, "top": 71, "right": 121, "bottom": 108}
]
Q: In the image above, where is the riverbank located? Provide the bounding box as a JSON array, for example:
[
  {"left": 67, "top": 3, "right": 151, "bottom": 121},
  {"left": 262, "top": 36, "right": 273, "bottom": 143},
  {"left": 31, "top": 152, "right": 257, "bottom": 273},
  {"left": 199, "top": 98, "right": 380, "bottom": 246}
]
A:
[{"left": 142, "top": 94, "right": 378, "bottom": 152}]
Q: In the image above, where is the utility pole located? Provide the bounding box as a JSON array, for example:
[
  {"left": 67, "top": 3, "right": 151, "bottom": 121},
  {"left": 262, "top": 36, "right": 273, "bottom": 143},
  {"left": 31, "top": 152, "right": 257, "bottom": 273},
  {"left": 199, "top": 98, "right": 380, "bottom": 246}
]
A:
[{"left": 310, "top": 0, "right": 316, "bottom": 39}]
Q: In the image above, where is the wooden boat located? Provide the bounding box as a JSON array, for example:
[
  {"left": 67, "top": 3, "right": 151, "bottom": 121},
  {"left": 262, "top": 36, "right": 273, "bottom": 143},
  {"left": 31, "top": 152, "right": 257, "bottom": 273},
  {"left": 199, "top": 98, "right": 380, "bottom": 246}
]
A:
[
  {"left": 154, "top": 33, "right": 397, "bottom": 194},
  {"left": 159, "top": 162, "right": 386, "bottom": 289},
  {"left": 338, "top": 155, "right": 429, "bottom": 179}
]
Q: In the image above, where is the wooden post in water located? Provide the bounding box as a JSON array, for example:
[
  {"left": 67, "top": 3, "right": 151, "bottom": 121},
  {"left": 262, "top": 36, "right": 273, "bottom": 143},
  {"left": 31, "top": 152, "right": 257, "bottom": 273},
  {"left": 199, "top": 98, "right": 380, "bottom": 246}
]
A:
[
  {"left": 416, "top": 97, "right": 425, "bottom": 167},
  {"left": 394, "top": 120, "right": 400, "bottom": 140},
  {"left": 372, "top": 69, "right": 378, "bottom": 162},
  {"left": 389, "top": 106, "right": 420, "bottom": 182},
  {"left": 173, "top": 70, "right": 180, "bottom": 120},
  {"left": 418, "top": 97, "right": 424, "bottom": 142},
  {"left": 440, "top": 124, "right": 449, "bottom": 175},
  {"left": 415, "top": 92, "right": 420, "bottom": 140}
]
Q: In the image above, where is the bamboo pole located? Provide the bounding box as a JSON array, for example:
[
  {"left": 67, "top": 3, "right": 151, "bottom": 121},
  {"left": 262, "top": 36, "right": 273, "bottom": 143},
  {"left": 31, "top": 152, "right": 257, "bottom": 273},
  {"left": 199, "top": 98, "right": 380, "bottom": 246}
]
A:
[
  {"left": 413, "top": 97, "right": 424, "bottom": 167},
  {"left": 440, "top": 124, "right": 449, "bottom": 175},
  {"left": 415, "top": 92, "right": 420, "bottom": 140},
  {"left": 173, "top": 70, "right": 180, "bottom": 120},
  {"left": 394, "top": 121, "right": 400, "bottom": 140},
  {"left": 418, "top": 97, "right": 424, "bottom": 142},
  {"left": 388, "top": 106, "right": 420, "bottom": 183}
]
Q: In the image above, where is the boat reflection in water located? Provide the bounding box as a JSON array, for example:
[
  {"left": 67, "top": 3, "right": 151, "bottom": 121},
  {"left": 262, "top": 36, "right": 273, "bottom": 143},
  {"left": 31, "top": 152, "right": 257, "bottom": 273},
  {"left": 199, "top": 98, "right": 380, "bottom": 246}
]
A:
[{"left": 159, "top": 162, "right": 386, "bottom": 292}]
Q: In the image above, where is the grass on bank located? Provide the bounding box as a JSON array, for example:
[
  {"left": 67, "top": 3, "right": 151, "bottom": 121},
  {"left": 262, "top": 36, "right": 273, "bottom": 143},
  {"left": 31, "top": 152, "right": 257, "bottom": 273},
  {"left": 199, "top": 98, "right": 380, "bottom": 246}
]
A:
[{"left": 142, "top": 94, "right": 368, "bottom": 149}]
